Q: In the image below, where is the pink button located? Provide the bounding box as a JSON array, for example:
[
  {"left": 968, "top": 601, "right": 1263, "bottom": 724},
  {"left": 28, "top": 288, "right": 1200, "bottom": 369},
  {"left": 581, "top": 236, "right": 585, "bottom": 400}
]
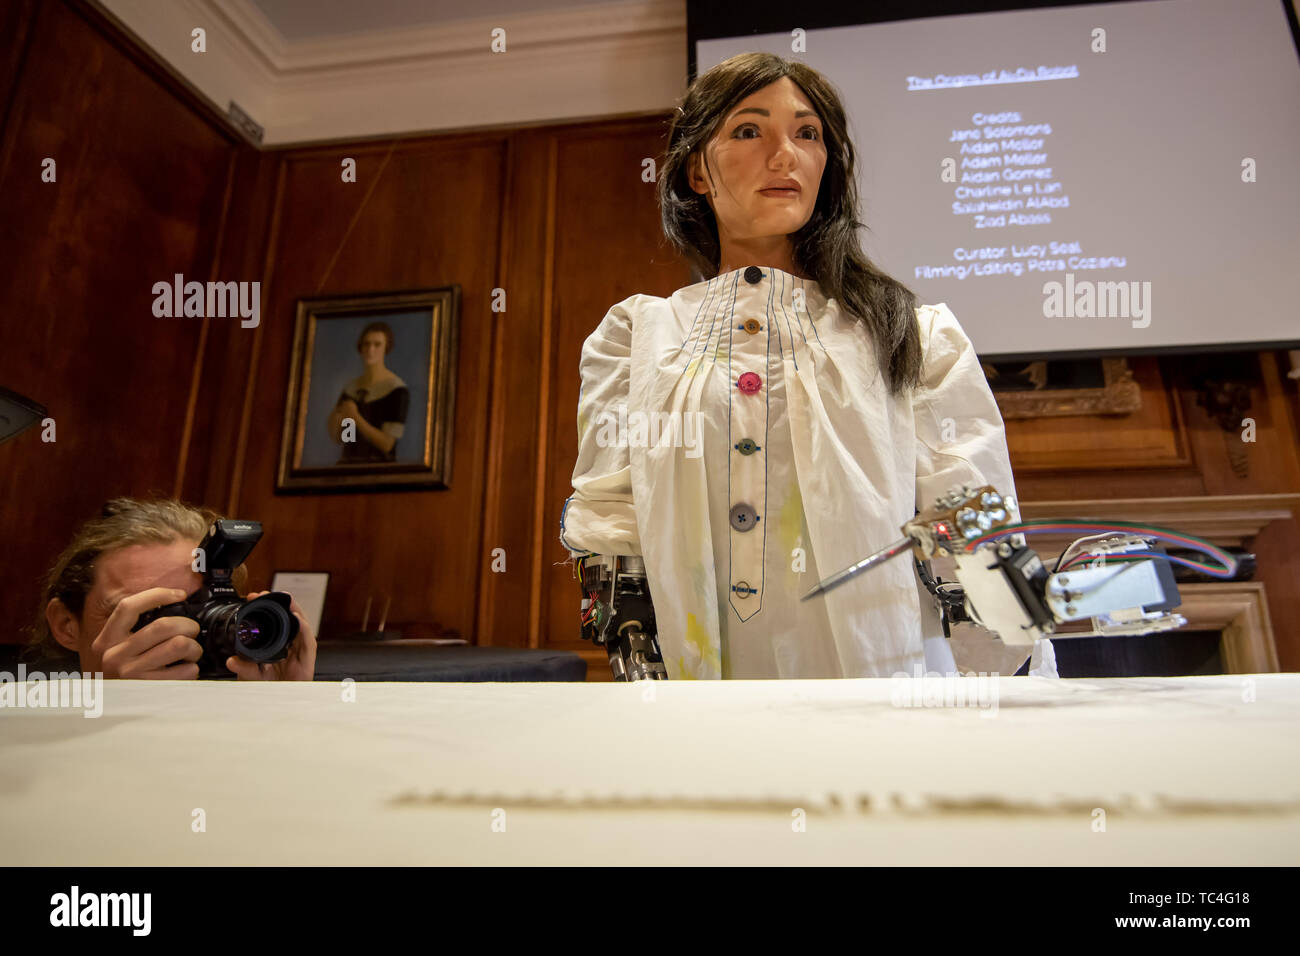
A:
[{"left": 737, "top": 372, "right": 762, "bottom": 394}]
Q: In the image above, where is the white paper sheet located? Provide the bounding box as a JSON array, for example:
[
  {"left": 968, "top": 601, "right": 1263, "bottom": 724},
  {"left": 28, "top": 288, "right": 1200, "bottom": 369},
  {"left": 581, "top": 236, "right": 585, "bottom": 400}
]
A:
[{"left": 1, "top": 675, "right": 1297, "bottom": 864}]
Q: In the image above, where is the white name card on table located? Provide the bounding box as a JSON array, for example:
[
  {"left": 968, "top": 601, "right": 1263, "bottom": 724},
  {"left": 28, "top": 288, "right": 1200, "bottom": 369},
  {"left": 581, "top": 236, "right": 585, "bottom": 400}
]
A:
[{"left": 270, "top": 571, "right": 329, "bottom": 637}]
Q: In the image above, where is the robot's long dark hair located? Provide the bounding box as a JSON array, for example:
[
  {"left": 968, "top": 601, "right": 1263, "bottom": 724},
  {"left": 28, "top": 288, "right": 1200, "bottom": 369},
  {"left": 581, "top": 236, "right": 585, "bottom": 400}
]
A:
[{"left": 658, "top": 52, "right": 923, "bottom": 396}]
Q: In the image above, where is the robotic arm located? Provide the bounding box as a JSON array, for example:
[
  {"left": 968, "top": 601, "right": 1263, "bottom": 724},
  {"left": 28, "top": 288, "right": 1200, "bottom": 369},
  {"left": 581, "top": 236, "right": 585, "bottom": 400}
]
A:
[
  {"left": 805, "top": 485, "right": 1238, "bottom": 646},
  {"left": 576, "top": 485, "right": 1239, "bottom": 679},
  {"left": 575, "top": 554, "right": 666, "bottom": 680}
]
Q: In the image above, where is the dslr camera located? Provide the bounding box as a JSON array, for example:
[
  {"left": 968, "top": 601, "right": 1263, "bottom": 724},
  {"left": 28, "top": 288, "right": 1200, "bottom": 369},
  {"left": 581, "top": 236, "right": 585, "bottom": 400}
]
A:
[{"left": 132, "top": 519, "right": 299, "bottom": 679}]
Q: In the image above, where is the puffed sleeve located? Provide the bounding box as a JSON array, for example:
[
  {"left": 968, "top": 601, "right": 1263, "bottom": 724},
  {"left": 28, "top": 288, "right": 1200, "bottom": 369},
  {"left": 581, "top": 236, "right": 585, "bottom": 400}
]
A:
[
  {"left": 911, "top": 303, "right": 1019, "bottom": 516},
  {"left": 560, "top": 299, "right": 642, "bottom": 557}
]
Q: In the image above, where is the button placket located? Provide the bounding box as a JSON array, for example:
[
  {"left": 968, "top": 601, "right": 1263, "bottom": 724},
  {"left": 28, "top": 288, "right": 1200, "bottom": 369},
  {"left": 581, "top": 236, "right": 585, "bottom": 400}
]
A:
[{"left": 728, "top": 267, "right": 769, "bottom": 620}]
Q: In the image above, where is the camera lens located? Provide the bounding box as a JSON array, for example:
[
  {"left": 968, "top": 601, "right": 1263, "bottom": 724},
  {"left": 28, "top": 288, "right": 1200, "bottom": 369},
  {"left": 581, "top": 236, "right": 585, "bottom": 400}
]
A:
[
  {"left": 237, "top": 608, "right": 275, "bottom": 650},
  {"left": 231, "top": 597, "right": 294, "bottom": 661},
  {"left": 197, "top": 594, "right": 297, "bottom": 667}
]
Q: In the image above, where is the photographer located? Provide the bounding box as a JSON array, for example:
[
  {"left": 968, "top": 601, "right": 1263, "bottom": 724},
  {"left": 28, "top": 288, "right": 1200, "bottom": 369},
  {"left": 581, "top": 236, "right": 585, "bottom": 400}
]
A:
[{"left": 26, "top": 497, "right": 316, "bottom": 680}]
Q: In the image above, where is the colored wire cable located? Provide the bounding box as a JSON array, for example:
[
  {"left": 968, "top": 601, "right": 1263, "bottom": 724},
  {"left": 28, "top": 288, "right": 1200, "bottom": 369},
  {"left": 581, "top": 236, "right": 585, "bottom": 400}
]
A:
[{"left": 963, "top": 520, "right": 1237, "bottom": 579}]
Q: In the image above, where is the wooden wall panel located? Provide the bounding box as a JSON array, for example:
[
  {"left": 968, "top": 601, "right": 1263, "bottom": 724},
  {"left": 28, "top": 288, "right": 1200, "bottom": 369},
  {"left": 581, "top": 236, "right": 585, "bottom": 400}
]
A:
[
  {"left": 0, "top": 0, "right": 241, "bottom": 642},
  {"left": 1003, "top": 358, "right": 1191, "bottom": 472},
  {"left": 476, "top": 129, "right": 552, "bottom": 648},
  {"left": 193, "top": 116, "right": 691, "bottom": 651},
  {"left": 0, "top": 0, "right": 37, "bottom": 117},
  {"left": 540, "top": 120, "right": 692, "bottom": 663},
  {"left": 1010, "top": 354, "right": 1300, "bottom": 499},
  {"left": 226, "top": 139, "right": 510, "bottom": 641},
  {"left": 178, "top": 146, "right": 281, "bottom": 510}
]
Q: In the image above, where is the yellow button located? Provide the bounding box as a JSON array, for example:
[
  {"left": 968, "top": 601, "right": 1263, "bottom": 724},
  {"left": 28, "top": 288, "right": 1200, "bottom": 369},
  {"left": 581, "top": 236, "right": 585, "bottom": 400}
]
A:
[{"left": 743, "top": 319, "right": 761, "bottom": 334}]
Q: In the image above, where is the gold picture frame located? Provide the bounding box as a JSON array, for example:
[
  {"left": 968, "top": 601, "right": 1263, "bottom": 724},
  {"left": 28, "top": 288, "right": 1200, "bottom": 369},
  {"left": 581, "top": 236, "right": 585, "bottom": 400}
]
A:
[
  {"left": 276, "top": 287, "right": 459, "bottom": 492},
  {"left": 984, "top": 357, "right": 1142, "bottom": 420}
]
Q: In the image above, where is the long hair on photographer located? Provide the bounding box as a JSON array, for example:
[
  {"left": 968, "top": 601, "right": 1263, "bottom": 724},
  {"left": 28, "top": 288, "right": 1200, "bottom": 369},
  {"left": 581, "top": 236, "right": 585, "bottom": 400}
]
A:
[{"left": 25, "top": 497, "right": 247, "bottom": 666}]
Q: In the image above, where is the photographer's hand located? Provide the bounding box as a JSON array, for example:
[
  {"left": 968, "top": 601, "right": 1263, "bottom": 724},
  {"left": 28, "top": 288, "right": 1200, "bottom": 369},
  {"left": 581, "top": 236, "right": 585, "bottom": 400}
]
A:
[
  {"left": 226, "top": 591, "right": 318, "bottom": 681},
  {"left": 92, "top": 587, "right": 203, "bottom": 679}
]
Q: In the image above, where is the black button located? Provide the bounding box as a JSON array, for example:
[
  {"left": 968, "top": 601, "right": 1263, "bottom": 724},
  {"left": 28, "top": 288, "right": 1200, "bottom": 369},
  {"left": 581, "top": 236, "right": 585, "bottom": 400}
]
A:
[
  {"left": 735, "top": 438, "right": 760, "bottom": 455},
  {"left": 743, "top": 266, "right": 762, "bottom": 284}
]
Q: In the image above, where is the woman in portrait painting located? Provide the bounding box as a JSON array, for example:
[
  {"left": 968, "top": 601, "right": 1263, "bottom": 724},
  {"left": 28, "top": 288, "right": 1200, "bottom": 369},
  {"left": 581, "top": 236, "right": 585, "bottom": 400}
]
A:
[{"left": 328, "top": 321, "right": 410, "bottom": 463}]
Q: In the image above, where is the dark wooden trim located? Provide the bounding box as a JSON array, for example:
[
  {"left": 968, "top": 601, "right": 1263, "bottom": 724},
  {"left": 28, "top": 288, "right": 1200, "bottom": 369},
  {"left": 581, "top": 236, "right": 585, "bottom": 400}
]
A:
[
  {"left": 228, "top": 157, "right": 289, "bottom": 514},
  {"left": 527, "top": 133, "right": 560, "bottom": 650},
  {"left": 0, "top": 0, "right": 39, "bottom": 193},
  {"left": 267, "top": 109, "right": 675, "bottom": 153},
  {"left": 473, "top": 137, "right": 516, "bottom": 647},
  {"left": 0, "top": 0, "right": 39, "bottom": 148},
  {"left": 175, "top": 147, "right": 243, "bottom": 498}
]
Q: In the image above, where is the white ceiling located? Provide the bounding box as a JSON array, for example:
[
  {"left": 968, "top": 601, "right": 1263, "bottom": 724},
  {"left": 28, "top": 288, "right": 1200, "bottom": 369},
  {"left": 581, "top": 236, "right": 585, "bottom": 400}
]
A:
[{"left": 249, "top": 0, "right": 621, "bottom": 40}]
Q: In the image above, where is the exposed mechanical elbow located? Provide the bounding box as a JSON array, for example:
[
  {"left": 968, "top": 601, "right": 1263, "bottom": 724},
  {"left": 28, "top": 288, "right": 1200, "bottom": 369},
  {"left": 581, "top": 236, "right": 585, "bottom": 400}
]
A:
[{"left": 575, "top": 554, "right": 666, "bottom": 680}]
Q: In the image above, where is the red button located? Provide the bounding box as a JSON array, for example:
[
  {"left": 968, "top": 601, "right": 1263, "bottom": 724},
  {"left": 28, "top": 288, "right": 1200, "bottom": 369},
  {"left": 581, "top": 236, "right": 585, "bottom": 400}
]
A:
[{"left": 737, "top": 372, "right": 762, "bottom": 394}]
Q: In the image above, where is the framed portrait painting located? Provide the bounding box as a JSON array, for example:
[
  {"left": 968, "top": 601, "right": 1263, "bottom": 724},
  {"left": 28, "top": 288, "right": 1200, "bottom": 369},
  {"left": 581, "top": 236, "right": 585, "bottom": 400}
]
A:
[
  {"left": 981, "top": 357, "right": 1141, "bottom": 419},
  {"left": 276, "top": 287, "right": 459, "bottom": 492}
]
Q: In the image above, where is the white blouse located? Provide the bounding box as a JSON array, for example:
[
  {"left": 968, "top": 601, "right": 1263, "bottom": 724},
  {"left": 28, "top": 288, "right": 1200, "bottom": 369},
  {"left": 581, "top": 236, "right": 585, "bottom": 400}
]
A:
[{"left": 560, "top": 264, "right": 1055, "bottom": 679}]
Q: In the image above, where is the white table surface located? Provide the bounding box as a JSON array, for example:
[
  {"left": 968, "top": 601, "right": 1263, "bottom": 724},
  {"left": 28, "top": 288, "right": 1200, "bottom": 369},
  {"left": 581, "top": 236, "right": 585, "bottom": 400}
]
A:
[{"left": 2, "top": 674, "right": 1297, "bottom": 864}]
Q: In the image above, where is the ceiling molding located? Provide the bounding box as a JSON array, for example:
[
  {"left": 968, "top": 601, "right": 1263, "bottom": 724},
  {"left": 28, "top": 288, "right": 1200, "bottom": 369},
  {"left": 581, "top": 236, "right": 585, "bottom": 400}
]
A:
[
  {"left": 222, "top": 0, "right": 682, "bottom": 73},
  {"left": 97, "top": 0, "right": 687, "bottom": 145}
]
